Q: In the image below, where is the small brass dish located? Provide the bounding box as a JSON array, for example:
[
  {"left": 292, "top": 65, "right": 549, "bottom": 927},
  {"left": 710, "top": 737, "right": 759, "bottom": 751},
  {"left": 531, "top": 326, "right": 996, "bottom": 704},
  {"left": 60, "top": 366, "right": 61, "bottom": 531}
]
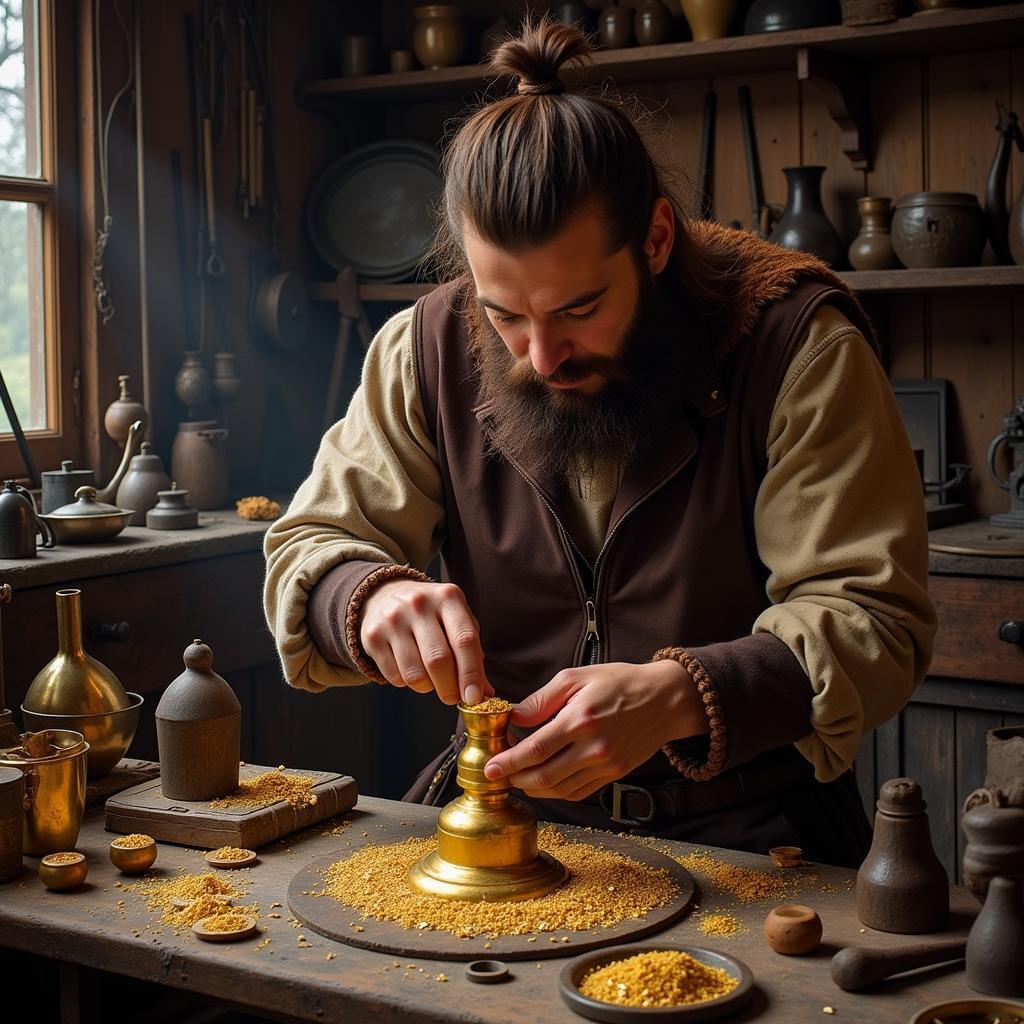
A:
[
  {"left": 204, "top": 848, "right": 257, "bottom": 869},
  {"left": 38, "top": 851, "right": 88, "bottom": 891},
  {"left": 768, "top": 845, "right": 804, "bottom": 869},
  {"left": 109, "top": 835, "right": 157, "bottom": 874},
  {"left": 192, "top": 913, "right": 258, "bottom": 942},
  {"left": 909, "top": 997, "right": 1024, "bottom": 1024}
]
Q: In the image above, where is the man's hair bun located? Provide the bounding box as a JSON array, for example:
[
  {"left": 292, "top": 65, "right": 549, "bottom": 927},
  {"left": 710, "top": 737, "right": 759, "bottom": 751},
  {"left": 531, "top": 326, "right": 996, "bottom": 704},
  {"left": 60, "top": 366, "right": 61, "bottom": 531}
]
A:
[{"left": 488, "top": 16, "right": 592, "bottom": 98}]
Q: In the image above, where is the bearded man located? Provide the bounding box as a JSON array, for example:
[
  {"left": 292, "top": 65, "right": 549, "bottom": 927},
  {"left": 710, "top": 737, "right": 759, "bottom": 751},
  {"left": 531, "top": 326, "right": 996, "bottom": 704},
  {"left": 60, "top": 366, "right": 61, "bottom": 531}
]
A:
[{"left": 264, "top": 21, "right": 935, "bottom": 865}]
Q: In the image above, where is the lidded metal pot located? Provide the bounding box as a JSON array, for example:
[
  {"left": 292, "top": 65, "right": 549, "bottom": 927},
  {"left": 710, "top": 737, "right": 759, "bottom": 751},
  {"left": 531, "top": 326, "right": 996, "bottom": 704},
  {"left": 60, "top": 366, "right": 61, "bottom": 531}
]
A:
[
  {"left": 156, "top": 639, "right": 241, "bottom": 801},
  {"left": 170, "top": 421, "right": 229, "bottom": 510}
]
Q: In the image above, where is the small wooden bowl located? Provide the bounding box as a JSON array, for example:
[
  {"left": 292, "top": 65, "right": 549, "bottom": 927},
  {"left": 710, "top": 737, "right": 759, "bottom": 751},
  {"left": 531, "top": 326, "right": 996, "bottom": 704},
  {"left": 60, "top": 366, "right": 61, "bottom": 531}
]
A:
[
  {"left": 763, "top": 904, "right": 822, "bottom": 955},
  {"left": 39, "top": 852, "right": 88, "bottom": 891},
  {"left": 192, "top": 913, "right": 258, "bottom": 942},
  {"left": 768, "top": 846, "right": 804, "bottom": 869},
  {"left": 109, "top": 836, "right": 157, "bottom": 874},
  {"left": 204, "top": 849, "right": 257, "bottom": 869}
]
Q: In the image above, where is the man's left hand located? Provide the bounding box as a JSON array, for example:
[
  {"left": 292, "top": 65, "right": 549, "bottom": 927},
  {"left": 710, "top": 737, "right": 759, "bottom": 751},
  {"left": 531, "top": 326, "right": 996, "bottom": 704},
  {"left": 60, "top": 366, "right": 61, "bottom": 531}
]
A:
[{"left": 482, "top": 660, "right": 706, "bottom": 801}]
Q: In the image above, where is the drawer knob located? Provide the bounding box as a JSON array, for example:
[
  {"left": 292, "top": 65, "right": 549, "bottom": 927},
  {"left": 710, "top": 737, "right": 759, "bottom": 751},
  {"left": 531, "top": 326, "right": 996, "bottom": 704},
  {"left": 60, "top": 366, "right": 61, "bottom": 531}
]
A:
[
  {"left": 998, "top": 621, "right": 1024, "bottom": 646},
  {"left": 88, "top": 621, "right": 130, "bottom": 643}
]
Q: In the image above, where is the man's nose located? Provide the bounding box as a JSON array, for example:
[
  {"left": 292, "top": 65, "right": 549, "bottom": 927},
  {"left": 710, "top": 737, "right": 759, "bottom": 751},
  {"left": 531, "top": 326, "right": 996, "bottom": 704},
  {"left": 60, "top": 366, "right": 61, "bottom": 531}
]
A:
[{"left": 527, "top": 324, "right": 570, "bottom": 378}]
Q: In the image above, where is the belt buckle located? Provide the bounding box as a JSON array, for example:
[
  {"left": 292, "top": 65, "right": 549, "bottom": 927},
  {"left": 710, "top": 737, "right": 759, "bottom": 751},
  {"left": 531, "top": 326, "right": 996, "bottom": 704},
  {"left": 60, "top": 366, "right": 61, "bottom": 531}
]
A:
[{"left": 609, "top": 782, "right": 657, "bottom": 827}]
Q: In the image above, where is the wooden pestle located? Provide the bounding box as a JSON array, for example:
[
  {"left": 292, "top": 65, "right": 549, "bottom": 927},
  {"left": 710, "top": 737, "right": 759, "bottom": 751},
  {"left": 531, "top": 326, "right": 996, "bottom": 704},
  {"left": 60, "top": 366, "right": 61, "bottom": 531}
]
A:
[{"left": 831, "top": 939, "right": 967, "bottom": 991}]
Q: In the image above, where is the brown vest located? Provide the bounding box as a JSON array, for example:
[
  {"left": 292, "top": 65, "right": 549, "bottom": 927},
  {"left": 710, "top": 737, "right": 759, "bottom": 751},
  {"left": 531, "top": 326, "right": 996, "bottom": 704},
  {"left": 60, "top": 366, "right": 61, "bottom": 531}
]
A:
[{"left": 412, "top": 228, "right": 875, "bottom": 826}]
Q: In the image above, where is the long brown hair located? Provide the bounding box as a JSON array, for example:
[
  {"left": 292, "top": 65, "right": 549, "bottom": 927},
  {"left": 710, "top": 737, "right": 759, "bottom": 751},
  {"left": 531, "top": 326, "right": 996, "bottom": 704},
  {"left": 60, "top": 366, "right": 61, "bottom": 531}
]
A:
[{"left": 429, "top": 16, "right": 734, "bottom": 320}]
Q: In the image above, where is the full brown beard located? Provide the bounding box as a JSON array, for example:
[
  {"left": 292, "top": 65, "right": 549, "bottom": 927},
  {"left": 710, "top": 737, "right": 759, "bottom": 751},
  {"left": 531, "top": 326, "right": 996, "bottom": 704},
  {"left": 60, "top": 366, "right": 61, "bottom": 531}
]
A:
[{"left": 464, "top": 264, "right": 694, "bottom": 481}]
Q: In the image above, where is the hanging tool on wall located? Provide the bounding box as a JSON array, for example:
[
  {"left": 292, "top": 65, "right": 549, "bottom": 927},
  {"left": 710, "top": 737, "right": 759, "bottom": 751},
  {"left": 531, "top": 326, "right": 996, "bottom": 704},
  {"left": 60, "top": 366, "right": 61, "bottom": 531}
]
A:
[{"left": 737, "top": 85, "right": 781, "bottom": 239}]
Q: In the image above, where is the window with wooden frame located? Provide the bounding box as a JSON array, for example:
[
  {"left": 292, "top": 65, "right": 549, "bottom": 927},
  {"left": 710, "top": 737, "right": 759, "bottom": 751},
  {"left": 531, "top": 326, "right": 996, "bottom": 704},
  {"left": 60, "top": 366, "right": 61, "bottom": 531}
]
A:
[{"left": 0, "top": 0, "right": 79, "bottom": 483}]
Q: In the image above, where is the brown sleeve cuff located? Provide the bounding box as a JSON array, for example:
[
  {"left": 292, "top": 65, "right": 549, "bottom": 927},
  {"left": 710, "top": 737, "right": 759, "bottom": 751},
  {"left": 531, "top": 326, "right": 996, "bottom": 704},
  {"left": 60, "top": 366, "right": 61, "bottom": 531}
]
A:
[
  {"left": 344, "top": 563, "right": 433, "bottom": 682},
  {"left": 307, "top": 559, "right": 432, "bottom": 680},
  {"left": 652, "top": 647, "right": 728, "bottom": 782}
]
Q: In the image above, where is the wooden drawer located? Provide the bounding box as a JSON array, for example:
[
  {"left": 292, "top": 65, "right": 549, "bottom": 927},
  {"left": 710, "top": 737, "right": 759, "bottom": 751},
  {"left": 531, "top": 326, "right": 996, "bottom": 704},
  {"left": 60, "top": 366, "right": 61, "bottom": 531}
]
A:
[
  {"left": 929, "top": 575, "right": 1024, "bottom": 685},
  {"left": 3, "top": 552, "right": 276, "bottom": 709}
]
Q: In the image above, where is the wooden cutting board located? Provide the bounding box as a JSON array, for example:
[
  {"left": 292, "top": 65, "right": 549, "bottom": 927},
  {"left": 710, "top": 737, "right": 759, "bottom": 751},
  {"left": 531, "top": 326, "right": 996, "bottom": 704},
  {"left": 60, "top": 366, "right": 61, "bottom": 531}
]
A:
[{"left": 104, "top": 764, "right": 357, "bottom": 849}]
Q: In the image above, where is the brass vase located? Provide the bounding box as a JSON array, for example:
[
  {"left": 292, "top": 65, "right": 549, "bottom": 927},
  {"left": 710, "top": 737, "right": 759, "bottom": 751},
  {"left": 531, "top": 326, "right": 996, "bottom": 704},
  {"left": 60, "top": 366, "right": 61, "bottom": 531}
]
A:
[{"left": 408, "top": 703, "right": 567, "bottom": 902}]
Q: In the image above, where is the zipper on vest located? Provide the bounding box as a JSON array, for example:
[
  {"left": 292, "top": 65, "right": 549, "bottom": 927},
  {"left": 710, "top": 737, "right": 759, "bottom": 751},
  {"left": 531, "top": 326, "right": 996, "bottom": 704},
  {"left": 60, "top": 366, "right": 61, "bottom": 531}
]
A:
[{"left": 584, "top": 599, "right": 600, "bottom": 665}]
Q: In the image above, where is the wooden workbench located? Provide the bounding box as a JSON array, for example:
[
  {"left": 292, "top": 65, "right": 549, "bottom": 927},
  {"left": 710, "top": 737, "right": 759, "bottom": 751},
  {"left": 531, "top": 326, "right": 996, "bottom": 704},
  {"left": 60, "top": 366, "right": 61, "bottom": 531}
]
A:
[{"left": 0, "top": 795, "right": 987, "bottom": 1024}]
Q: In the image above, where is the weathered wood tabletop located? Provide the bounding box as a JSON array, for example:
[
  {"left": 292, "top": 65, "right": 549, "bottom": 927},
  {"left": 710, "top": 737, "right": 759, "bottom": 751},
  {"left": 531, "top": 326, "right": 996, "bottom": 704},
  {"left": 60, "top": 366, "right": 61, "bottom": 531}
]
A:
[{"left": 0, "top": 795, "right": 985, "bottom": 1024}]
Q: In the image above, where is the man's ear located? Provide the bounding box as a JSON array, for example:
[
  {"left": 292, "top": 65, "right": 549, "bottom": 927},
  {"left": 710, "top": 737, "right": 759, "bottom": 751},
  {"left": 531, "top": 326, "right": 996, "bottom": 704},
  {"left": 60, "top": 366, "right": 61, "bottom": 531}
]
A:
[{"left": 645, "top": 197, "right": 675, "bottom": 274}]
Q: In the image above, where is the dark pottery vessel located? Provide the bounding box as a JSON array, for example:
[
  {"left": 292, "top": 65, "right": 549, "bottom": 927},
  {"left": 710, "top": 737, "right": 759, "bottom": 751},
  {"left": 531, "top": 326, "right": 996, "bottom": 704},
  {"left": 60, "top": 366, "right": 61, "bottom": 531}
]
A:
[
  {"left": 0, "top": 481, "right": 55, "bottom": 558},
  {"left": 599, "top": 4, "right": 634, "bottom": 47},
  {"left": 962, "top": 788, "right": 1024, "bottom": 902},
  {"left": 986, "top": 726, "right": 1024, "bottom": 805},
  {"left": 769, "top": 166, "right": 846, "bottom": 268},
  {"left": 745, "top": 0, "right": 840, "bottom": 33},
  {"left": 634, "top": 0, "right": 673, "bottom": 44},
  {"left": 553, "top": 2, "right": 594, "bottom": 32},
  {"left": 849, "top": 196, "right": 899, "bottom": 271},
  {"left": 966, "top": 876, "right": 1024, "bottom": 998},
  {"left": 892, "top": 191, "right": 987, "bottom": 268},
  {"left": 856, "top": 777, "right": 949, "bottom": 934}
]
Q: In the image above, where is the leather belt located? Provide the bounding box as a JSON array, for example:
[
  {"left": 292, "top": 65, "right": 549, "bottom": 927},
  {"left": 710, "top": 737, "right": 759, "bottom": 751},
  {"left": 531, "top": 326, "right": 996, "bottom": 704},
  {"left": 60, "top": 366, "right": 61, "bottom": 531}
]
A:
[{"left": 591, "top": 749, "right": 816, "bottom": 829}]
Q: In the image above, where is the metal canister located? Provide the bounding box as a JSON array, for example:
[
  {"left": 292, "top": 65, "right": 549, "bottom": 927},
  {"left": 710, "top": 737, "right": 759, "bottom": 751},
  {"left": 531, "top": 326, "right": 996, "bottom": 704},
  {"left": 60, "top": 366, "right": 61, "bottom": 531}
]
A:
[
  {"left": 41, "top": 460, "right": 95, "bottom": 514},
  {"left": 0, "top": 766, "right": 24, "bottom": 881},
  {"left": 0, "top": 729, "right": 89, "bottom": 855}
]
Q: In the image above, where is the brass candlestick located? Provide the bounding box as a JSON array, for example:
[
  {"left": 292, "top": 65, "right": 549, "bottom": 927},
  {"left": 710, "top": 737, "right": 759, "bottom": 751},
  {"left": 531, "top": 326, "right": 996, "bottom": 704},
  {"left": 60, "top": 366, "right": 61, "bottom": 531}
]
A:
[{"left": 408, "top": 703, "right": 567, "bottom": 902}]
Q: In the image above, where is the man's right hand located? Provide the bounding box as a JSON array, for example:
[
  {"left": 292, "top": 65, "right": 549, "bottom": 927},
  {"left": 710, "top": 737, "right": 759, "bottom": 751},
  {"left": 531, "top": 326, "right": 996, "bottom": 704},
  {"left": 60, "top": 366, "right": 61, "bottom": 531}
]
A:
[{"left": 358, "top": 579, "right": 493, "bottom": 706}]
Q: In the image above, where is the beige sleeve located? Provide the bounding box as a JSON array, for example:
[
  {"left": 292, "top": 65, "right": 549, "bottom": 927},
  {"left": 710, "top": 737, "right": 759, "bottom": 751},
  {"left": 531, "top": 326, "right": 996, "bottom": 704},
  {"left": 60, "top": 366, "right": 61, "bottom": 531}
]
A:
[
  {"left": 262, "top": 306, "right": 445, "bottom": 692},
  {"left": 753, "top": 304, "right": 937, "bottom": 782}
]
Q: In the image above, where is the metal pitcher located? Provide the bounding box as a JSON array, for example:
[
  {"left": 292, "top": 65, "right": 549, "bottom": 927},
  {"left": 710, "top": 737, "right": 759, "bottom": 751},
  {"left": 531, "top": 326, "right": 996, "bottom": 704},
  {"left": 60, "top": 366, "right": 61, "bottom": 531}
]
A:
[{"left": 0, "top": 481, "right": 56, "bottom": 558}]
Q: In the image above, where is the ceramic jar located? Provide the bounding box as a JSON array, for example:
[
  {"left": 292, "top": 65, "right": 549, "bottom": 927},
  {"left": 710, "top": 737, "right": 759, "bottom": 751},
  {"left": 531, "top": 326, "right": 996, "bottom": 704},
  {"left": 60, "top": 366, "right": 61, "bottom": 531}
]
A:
[
  {"left": 966, "top": 876, "right": 1024, "bottom": 998},
  {"left": 146, "top": 488, "right": 199, "bottom": 531},
  {"left": 769, "top": 166, "right": 846, "bottom": 268},
  {"left": 600, "top": 5, "right": 634, "bottom": 47},
  {"left": 103, "top": 374, "right": 149, "bottom": 446},
  {"left": 856, "top": 778, "right": 949, "bottom": 934},
  {"left": 763, "top": 904, "right": 822, "bottom": 955},
  {"left": 961, "top": 789, "right": 1024, "bottom": 902},
  {"left": 412, "top": 5, "right": 466, "bottom": 70},
  {"left": 41, "top": 460, "right": 95, "bottom": 515},
  {"left": 892, "top": 192, "right": 987, "bottom": 268},
  {"left": 116, "top": 442, "right": 172, "bottom": 526},
  {"left": 634, "top": 0, "right": 673, "bottom": 44},
  {"left": 156, "top": 640, "right": 241, "bottom": 801},
  {"left": 174, "top": 351, "right": 211, "bottom": 414},
  {"left": 849, "top": 196, "right": 900, "bottom": 271},
  {"left": 170, "top": 420, "right": 229, "bottom": 511},
  {"left": 680, "top": 0, "right": 736, "bottom": 40}
]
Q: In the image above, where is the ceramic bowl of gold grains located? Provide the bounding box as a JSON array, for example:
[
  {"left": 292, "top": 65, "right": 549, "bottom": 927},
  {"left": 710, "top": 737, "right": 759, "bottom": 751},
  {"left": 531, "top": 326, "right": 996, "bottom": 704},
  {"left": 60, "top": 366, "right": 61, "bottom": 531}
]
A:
[
  {"left": 559, "top": 945, "right": 753, "bottom": 1023},
  {"left": 39, "top": 851, "right": 89, "bottom": 891},
  {"left": 109, "top": 833, "right": 157, "bottom": 874}
]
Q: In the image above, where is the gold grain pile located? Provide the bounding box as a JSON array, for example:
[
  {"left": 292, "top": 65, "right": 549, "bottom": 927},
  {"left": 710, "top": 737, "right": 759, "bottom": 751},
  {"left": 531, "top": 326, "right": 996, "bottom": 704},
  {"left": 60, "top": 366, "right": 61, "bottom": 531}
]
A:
[
  {"left": 111, "top": 833, "right": 153, "bottom": 849},
  {"left": 317, "top": 828, "right": 677, "bottom": 938},
  {"left": 674, "top": 850, "right": 788, "bottom": 903},
  {"left": 236, "top": 496, "right": 281, "bottom": 520},
  {"left": 200, "top": 912, "right": 251, "bottom": 932},
  {"left": 209, "top": 767, "right": 317, "bottom": 810},
  {"left": 463, "top": 696, "right": 513, "bottom": 713},
  {"left": 130, "top": 872, "right": 256, "bottom": 928},
  {"left": 578, "top": 949, "right": 738, "bottom": 1008},
  {"left": 698, "top": 912, "right": 743, "bottom": 937},
  {"left": 210, "top": 846, "right": 252, "bottom": 861},
  {"left": 43, "top": 852, "right": 82, "bottom": 864}
]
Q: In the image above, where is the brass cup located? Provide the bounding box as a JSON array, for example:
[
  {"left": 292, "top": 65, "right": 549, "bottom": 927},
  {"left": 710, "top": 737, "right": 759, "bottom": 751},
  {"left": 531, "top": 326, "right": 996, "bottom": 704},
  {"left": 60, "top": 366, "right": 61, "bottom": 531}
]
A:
[
  {"left": 408, "top": 702, "right": 567, "bottom": 902},
  {"left": 39, "top": 852, "right": 88, "bottom": 891},
  {"left": 22, "top": 693, "right": 143, "bottom": 778},
  {"left": 109, "top": 836, "right": 157, "bottom": 874}
]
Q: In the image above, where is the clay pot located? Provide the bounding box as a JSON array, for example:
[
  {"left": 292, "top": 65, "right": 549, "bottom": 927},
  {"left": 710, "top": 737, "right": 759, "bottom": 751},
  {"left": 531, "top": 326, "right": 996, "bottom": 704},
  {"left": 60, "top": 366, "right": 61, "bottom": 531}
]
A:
[
  {"left": 634, "top": 0, "right": 673, "bottom": 44},
  {"left": 769, "top": 166, "right": 846, "bottom": 268},
  {"left": 412, "top": 5, "right": 466, "bottom": 70},
  {"left": 849, "top": 196, "right": 900, "bottom": 271},
  {"left": 680, "top": 0, "right": 736, "bottom": 40},
  {"left": 966, "top": 876, "right": 1024, "bottom": 998},
  {"left": 553, "top": 2, "right": 594, "bottom": 31},
  {"left": 856, "top": 778, "right": 949, "bottom": 934},
  {"left": 170, "top": 420, "right": 229, "bottom": 511},
  {"left": 961, "top": 790, "right": 1024, "bottom": 902},
  {"left": 600, "top": 5, "right": 634, "bottom": 47},
  {"left": 892, "top": 192, "right": 987, "bottom": 268},
  {"left": 986, "top": 726, "right": 1024, "bottom": 805},
  {"left": 763, "top": 904, "right": 823, "bottom": 955},
  {"left": 116, "top": 441, "right": 172, "bottom": 527},
  {"left": 174, "top": 351, "right": 211, "bottom": 414},
  {"left": 744, "top": 0, "right": 840, "bottom": 33},
  {"left": 103, "top": 375, "right": 149, "bottom": 447},
  {"left": 211, "top": 352, "right": 241, "bottom": 407}
]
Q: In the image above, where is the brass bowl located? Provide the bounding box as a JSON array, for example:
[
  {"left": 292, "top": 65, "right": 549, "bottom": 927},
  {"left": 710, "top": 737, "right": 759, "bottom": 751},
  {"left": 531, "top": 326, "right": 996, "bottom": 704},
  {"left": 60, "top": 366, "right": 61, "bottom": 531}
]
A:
[
  {"left": 109, "top": 835, "right": 157, "bottom": 874},
  {"left": 22, "top": 693, "right": 143, "bottom": 778},
  {"left": 39, "top": 851, "right": 88, "bottom": 891},
  {"left": 38, "top": 509, "right": 133, "bottom": 544}
]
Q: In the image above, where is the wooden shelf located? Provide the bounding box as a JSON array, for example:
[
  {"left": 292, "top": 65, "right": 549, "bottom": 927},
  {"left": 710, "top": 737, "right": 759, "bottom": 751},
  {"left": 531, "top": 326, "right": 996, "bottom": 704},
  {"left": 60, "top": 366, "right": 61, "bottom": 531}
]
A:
[
  {"left": 298, "top": 4, "right": 1024, "bottom": 102},
  {"left": 311, "top": 266, "right": 1024, "bottom": 306},
  {"left": 839, "top": 265, "right": 1024, "bottom": 292}
]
